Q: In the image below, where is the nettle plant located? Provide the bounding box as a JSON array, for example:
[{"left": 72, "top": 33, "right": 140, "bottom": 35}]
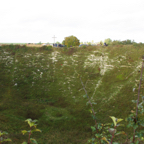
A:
[
  {"left": 80, "top": 56, "right": 144, "bottom": 144},
  {"left": 0, "top": 119, "right": 41, "bottom": 144}
]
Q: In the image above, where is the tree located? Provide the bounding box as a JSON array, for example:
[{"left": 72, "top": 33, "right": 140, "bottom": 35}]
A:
[
  {"left": 56, "top": 41, "right": 60, "bottom": 44},
  {"left": 99, "top": 40, "right": 104, "bottom": 45},
  {"left": 121, "top": 39, "right": 134, "bottom": 45},
  {"left": 62, "top": 35, "right": 80, "bottom": 48},
  {"left": 104, "top": 38, "right": 112, "bottom": 45},
  {"left": 62, "top": 40, "right": 65, "bottom": 45},
  {"left": 111, "top": 40, "right": 122, "bottom": 45}
]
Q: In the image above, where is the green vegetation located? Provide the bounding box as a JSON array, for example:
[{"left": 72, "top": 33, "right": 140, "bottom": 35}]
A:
[
  {"left": 99, "top": 41, "right": 103, "bottom": 45},
  {"left": 0, "top": 43, "right": 144, "bottom": 143},
  {"left": 109, "top": 39, "right": 136, "bottom": 46},
  {"left": 80, "top": 61, "right": 144, "bottom": 143},
  {"left": 0, "top": 43, "right": 27, "bottom": 45},
  {"left": 62, "top": 35, "right": 80, "bottom": 47},
  {"left": 87, "top": 42, "right": 92, "bottom": 46},
  {"left": 0, "top": 119, "right": 41, "bottom": 144},
  {"left": 56, "top": 41, "right": 60, "bottom": 45},
  {"left": 104, "top": 38, "right": 112, "bottom": 45}
]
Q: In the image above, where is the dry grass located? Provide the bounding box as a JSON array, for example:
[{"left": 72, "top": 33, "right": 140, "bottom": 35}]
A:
[{"left": 26, "top": 44, "right": 44, "bottom": 47}]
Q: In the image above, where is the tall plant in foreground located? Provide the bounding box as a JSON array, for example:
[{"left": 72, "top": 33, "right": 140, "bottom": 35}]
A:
[
  {"left": 80, "top": 56, "right": 144, "bottom": 144},
  {"left": 0, "top": 119, "right": 41, "bottom": 144},
  {"left": 0, "top": 131, "right": 12, "bottom": 144},
  {"left": 21, "top": 119, "right": 42, "bottom": 144}
]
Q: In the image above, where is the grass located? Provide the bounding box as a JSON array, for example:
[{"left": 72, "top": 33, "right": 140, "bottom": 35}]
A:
[{"left": 0, "top": 44, "right": 144, "bottom": 143}]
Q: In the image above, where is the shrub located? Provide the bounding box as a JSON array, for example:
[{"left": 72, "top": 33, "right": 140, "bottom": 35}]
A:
[
  {"left": 83, "top": 45, "right": 86, "bottom": 48},
  {"left": 0, "top": 118, "right": 41, "bottom": 144},
  {"left": 8, "top": 44, "right": 15, "bottom": 49},
  {"left": 110, "top": 40, "right": 122, "bottom": 46},
  {"left": 99, "top": 41, "right": 104, "bottom": 45},
  {"left": 62, "top": 35, "right": 80, "bottom": 48},
  {"left": 104, "top": 38, "right": 112, "bottom": 45},
  {"left": 121, "top": 39, "right": 135, "bottom": 45},
  {"left": 41, "top": 46, "right": 52, "bottom": 51}
]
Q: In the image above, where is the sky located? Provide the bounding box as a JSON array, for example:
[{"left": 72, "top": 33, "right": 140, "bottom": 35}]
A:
[{"left": 1, "top": 0, "right": 144, "bottom": 44}]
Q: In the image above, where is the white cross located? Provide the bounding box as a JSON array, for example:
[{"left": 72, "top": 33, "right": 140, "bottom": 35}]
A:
[{"left": 52, "top": 35, "right": 57, "bottom": 43}]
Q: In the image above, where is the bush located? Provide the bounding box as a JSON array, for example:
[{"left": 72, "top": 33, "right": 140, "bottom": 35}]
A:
[
  {"left": 104, "top": 38, "right": 112, "bottom": 45},
  {"left": 0, "top": 118, "right": 41, "bottom": 144},
  {"left": 62, "top": 35, "right": 80, "bottom": 48},
  {"left": 41, "top": 46, "right": 52, "bottom": 51},
  {"left": 99, "top": 41, "right": 104, "bottom": 45},
  {"left": 110, "top": 40, "right": 122, "bottom": 45},
  {"left": 83, "top": 45, "right": 86, "bottom": 48},
  {"left": 121, "top": 39, "right": 135, "bottom": 45},
  {"left": 8, "top": 44, "right": 15, "bottom": 49}
]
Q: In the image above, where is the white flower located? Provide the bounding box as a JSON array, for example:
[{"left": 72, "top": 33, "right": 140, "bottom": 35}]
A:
[
  {"left": 14, "top": 83, "right": 17, "bottom": 86},
  {"left": 40, "top": 72, "right": 43, "bottom": 78}
]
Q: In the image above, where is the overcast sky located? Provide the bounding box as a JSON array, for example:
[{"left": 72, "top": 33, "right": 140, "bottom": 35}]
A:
[{"left": 1, "top": 0, "right": 144, "bottom": 43}]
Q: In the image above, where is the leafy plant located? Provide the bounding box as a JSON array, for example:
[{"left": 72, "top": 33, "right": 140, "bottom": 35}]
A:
[
  {"left": 0, "top": 131, "right": 12, "bottom": 144},
  {"left": 42, "top": 45, "right": 52, "bottom": 51},
  {"left": 83, "top": 45, "right": 86, "bottom": 48},
  {"left": 0, "top": 118, "right": 41, "bottom": 144},
  {"left": 21, "top": 118, "right": 41, "bottom": 144}
]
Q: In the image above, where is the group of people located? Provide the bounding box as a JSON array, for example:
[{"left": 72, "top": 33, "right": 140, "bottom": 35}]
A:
[{"left": 53, "top": 43, "right": 64, "bottom": 47}]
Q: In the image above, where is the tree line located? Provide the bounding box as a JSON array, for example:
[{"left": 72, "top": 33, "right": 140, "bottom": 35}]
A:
[{"left": 53, "top": 36, "right": 143, "bottom": 48}]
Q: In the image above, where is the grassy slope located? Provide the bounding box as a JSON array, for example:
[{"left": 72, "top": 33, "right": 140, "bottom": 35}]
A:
[{"left": 0, "top": 44, "right": 144, "bottom": 143}]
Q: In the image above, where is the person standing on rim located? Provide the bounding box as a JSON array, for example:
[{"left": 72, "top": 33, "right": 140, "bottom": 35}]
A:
[{"left": 104, "top": 42, "right": 108, "bottom": 46}]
